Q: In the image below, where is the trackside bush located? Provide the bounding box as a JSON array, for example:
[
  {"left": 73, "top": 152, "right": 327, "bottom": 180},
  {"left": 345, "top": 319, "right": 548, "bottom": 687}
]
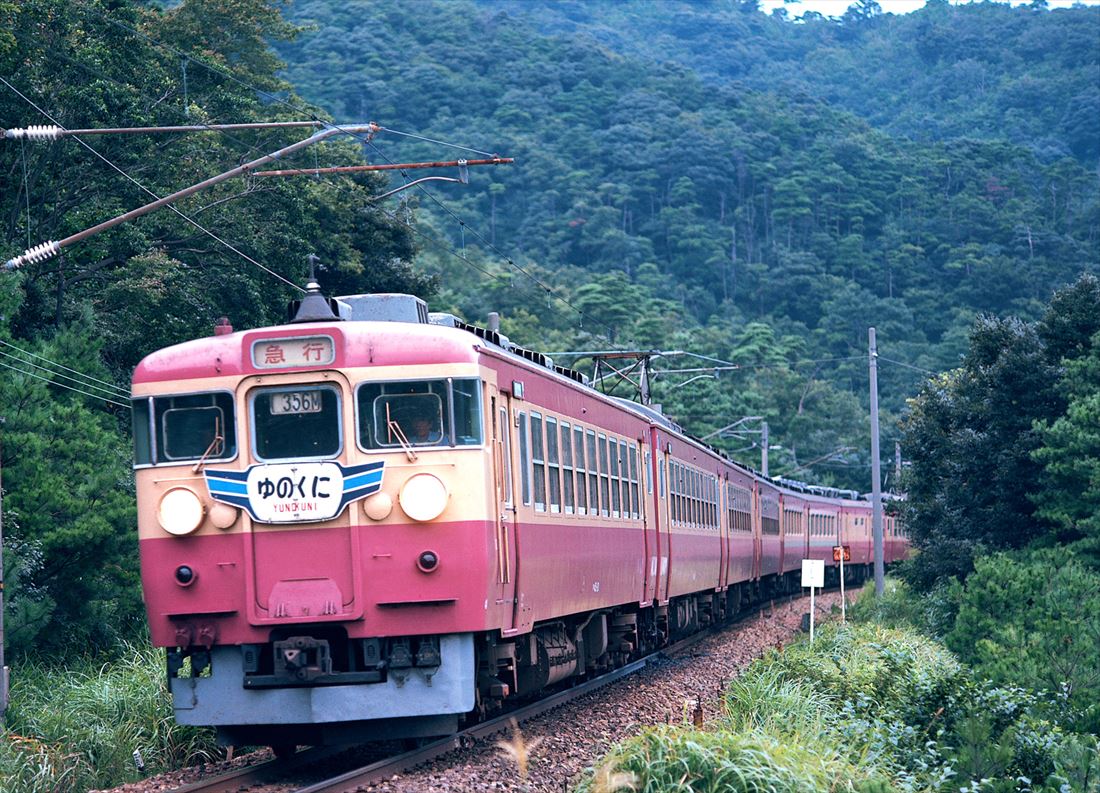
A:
[
  {"left": 0, "top": 641, "right": 219, "bottom": 793},
  {"left": 577, "top": 725, "right": 890, "bottom": 793},
  {"left": 746, "top": 623, "right": 966, "bottom": 729},
  {"left": 579, "top": 620, "right": 1099, "bottom": 792},
  {"left": 848, "top": 576, "right": 960, "bottom": 639},
  {"left": 945, "top": 551, "right": 1100, "bottom": 735}
]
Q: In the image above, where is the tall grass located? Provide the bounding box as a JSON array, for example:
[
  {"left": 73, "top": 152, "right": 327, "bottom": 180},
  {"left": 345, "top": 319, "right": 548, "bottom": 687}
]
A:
[
  {"left": 1, "top": 641, "right": 219, "bottom": 793},
  {"left": 579, "top": 726, "right": 891, "bottom": 793},
  {"left": 577, "top": 623, "right": 965, "bottom": 793}
]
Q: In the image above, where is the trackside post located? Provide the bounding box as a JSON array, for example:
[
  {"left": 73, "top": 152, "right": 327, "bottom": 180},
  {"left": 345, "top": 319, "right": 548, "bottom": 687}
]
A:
[
  {"left": 801, "top": 559, "right": 825, "bottom": 644},
  {"left": 833, "top": 545, "right": 850, "bottom": 623},
  {"left": 0, "top": 423, "right": 8, "bottom": 722}
]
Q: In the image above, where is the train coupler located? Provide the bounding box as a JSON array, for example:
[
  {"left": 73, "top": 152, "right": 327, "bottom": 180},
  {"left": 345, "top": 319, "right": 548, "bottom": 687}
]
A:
[{"left": 273, "top": 636, "right": 332, "bottom": 682}]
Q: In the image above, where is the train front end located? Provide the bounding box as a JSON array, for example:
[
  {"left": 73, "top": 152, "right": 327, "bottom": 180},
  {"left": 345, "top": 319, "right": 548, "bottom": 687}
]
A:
[{"left": 132, "top": 294, "right": 498, "bottom": 747}]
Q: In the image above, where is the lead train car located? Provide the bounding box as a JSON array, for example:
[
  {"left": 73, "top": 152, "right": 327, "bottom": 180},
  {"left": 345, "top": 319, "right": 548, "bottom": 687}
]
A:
[{"left": 132, "top": 290, "right": 907, "bottom": 750}]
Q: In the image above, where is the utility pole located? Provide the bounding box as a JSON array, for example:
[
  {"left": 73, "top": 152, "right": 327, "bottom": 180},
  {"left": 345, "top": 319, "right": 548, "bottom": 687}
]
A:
[
  {"left": 761, "top": 421, "right": 769, "bottom": 477},
  {"left": 895, "top": 441, "right": 902, "bottom": 492},
  {"left": 869, "top": 328, "right": 885, "bottom": 596},
  {"left": 1, "top": 424, "right": 8, "bottom": 723}
]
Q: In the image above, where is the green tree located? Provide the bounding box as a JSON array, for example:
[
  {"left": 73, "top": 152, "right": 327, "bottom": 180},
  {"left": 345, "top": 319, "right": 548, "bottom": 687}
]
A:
[
  {"left": 946, "top": 551, "right": 1100, "bottom": 734},
  {"left": 1033, "top": 330, "right": 1100, "bottom": 559},
  {"left": 901, "top": 316, "right": 1059, "bottom": 588}
]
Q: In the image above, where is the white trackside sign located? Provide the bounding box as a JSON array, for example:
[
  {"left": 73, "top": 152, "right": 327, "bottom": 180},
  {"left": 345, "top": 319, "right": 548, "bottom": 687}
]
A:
[{"left": 801, "top": 558, "right": 825, "bottom": 589}]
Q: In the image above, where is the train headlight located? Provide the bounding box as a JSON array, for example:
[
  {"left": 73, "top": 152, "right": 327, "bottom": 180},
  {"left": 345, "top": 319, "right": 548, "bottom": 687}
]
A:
[
  {"left": 399, "top": 473, "right": 448, "bottom": 522},
  {"left": 158, "top": 488, "right": 205, "bottom": 536}
]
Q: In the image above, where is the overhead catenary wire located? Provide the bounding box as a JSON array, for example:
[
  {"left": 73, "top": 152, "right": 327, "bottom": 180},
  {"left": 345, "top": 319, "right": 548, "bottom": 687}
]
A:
[
  {"left": 76, "top": 2, "right": 627, "bottom": 345},
  {"left": 0, "top": 76, "right": 308, "bottom": 291},
  {"left": 1, "top": 22, "right": 327, "bottom": 166},
  {"left": 0, "top": 349, "right": 129, "bottom": 401},
  {"left": 14, "top": 4, "right": 949, "bottom": 389}
]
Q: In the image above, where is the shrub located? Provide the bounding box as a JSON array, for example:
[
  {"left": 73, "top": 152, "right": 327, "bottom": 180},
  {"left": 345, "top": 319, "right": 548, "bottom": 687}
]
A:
[
  {"left": 749, "top": 623, "right": 967, "bottom": 730},
  {"left": 849, "top": 577, "right": 961, "bottom": 639},
  {"left": 945, "top": 550, "right": 1100, "bottom": 734},
  {"left": 576, "top": 725, "right": 891, "bottom": 793},
  {"left": 0, "top": 641, "right": 218, "bottom": 793}
]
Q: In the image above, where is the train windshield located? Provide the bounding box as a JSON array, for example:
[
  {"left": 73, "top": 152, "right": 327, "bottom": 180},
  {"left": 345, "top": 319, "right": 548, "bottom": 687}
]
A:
[
  {"left": 250, "top": 384, "right": 342, "bottom": 461},
  {"left": 357, "top": 378, "right": 482, "bottom": 450},
  {"left": 132, "top": 392, "right": 237, "bottom": 466}
]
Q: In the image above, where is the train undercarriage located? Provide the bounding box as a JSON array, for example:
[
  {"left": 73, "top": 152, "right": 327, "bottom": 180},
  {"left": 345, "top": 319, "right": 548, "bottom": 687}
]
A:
[{"left": 167, "top": 564, "right": 872, "bottom": 752}]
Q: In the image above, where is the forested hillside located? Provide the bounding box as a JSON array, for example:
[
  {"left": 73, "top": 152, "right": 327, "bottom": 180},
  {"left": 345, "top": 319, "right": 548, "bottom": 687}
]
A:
[
  {"left": 487, "top": 0, "right": 1100, "bottom": 163},
  {"left": 276, "top": 0, "right": 1098, "bottom": 476},
  {"left": 0, "top": 0, "right": 1096, "bottom": 659}
]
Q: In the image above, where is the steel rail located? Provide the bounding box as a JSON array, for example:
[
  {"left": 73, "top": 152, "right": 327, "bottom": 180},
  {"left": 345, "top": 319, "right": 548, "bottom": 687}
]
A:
[
  {"left": 170, "top": 744, "right": 350, "bottom": 793},
  {"left": 165, "top": 588, "right": 823, "bottom": 793},
  {"left": 291, "top": 608, "right": 773, "bottom": 793}
]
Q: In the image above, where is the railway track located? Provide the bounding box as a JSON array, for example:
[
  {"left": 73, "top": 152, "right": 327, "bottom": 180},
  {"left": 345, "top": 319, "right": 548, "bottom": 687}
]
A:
[{"left": 169, "top": 591, "right": 814, "bottom": 793}]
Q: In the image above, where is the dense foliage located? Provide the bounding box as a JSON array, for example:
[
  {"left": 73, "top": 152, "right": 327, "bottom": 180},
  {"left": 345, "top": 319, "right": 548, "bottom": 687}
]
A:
[
  {"left": 0, "top": 0, "right": 428, "bottom": 656},
  {"left": 945, "top": 552, "right": 1100, "bottom": 736},
  {"left": 0, "top": 642, "right": 218, "bottom": 792},
  {"left": 275, "top": 0, "right": 1098, "bottom": 484},
  {"left": 901, "top": 274, "right": 1100, "bottom": 588},
  {"left": 583, "top": 619, "right": 1099, "bottom": 793},
  {"left": 493, "top": 0, "right": 1100, "bottom": 164}
]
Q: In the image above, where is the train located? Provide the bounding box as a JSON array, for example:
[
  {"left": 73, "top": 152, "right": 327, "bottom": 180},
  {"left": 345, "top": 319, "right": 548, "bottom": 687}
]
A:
[{"left": 131, "top": 278, "right": 908, "bottom": 752}]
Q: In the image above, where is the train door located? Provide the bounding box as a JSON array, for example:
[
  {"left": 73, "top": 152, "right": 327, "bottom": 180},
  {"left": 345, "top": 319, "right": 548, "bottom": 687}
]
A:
[
  {"left": 778, "top": 494, "right": 787, "bottom": 574},
  {"left": 752, "top": 482, "right": 762, "bottom": 581},
  {"left": 719, "top": 472, "right": 729, "bottom": 592},
  {"left": 490, "top": 390, "right": 519, "bottom": 633},
  {"left": 640, "top": 436, "right": 655, "bottom": 603},
  {"left": 659, "top": 437, "right": 672, "bottom": 604}
]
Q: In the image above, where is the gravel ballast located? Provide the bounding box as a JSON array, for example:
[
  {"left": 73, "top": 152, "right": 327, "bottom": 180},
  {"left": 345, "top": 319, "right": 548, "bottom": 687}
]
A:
[{"left": 100, "top": 590, "right": 851, "bottom": 793}]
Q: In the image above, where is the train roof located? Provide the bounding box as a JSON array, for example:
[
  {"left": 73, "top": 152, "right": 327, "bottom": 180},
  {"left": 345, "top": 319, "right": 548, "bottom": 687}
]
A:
[
  {"left": 130, "top": 292, "right": 892, "bottom": 507},
  {"left": 132, "top": 318, "right": 484, "bottom": 385}
]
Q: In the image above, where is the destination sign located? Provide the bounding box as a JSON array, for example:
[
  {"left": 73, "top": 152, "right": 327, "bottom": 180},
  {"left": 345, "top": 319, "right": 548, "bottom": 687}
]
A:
[{"left": 252, "top": 336, "right": 334, "bottom": 369}]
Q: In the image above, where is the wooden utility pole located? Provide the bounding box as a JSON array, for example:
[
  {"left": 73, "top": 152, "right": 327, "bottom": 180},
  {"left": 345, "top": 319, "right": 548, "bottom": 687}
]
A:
[
  {"left": 1, "top": 424, "right": 8, "bottom": 722},
  {"left": 869, "top": 328, "right": 885, "bottom": 596}
]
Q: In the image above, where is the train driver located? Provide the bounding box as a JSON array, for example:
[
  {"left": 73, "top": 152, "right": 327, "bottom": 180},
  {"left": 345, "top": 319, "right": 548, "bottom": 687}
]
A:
[{"left": 402, "top": 399, "right": 443, "bottom": 445}]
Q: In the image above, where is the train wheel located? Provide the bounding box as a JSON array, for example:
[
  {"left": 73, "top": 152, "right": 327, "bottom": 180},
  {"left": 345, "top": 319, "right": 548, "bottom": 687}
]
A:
[{"left": 271, "top": 744, "right": 297, "bottom": 760}]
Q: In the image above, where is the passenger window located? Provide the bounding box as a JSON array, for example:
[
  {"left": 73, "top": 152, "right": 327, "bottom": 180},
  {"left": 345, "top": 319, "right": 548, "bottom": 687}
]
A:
[
  {"left": 531, "top": 412, "right": 546, "bottom": 511},
  {"left": 547, "top": 417, "right": 561, "bottom": 513},
  {"left": 561, "top": 421, "right": 574, "bottom": 513},
  {"left": 358, "top": 378, "right": 482, "bottom": 449},
  {"left": 518, "top": 411, "right": 531, "bottom": 506},
  {"left": 574, "top": 426, "right": 587, "bottom": 514},
  {"left": 586, "top": 429, "right": 599, "bottom": 515},
  {"left": 598, "top": 434, "right": 611, "bottom": 517},
  {"left": 608, "top": 436, "right": 621, "bottom": 517}
]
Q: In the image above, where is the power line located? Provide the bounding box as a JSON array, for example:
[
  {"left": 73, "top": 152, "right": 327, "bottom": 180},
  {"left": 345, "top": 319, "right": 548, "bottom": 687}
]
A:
[
  {"left": 0, "top": 76, "right": 306, "bottom": 291},
  {"left": 878, "top": 356, "right": 937, "bottom": 375},
  {"left": 0, "top": 343, "right": 129, "bottom": 401},
  {"left": 77, "top": 2, "right": 624, "bottom": 343},
  {"left": 375, "top": 126, "right": 498, "bottom": 158},
  {"left": 0, "top": 359, "right": 130, "bottom": 409},
  {"left": 2, "top": 23, "right": 317, "bottom": 175}
]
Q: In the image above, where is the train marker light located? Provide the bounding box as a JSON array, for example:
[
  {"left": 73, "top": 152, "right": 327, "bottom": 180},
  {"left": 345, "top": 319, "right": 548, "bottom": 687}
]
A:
[
  {"left": 209, "top": 502, "right": 238, "bottom": 529},
  {"left": 175, "top": 565, "right": 196, "bottom": 586},
  {"left": 417, "top": 550, "right": 440, "bottom": 572},
  {"left": 399, "top": 473, "right": 448, "bottom": 522},
  {"left": 364, "top": 492, "right": 393, "bottom": 521},
  {"left": 158, "top": 488, "right": 204, "bottom": 536}
]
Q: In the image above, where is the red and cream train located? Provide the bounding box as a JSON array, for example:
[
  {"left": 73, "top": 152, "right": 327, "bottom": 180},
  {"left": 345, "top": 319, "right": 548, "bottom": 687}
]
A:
[{"left": 132, "top": 284, "right": 907, "bottom": 750}]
